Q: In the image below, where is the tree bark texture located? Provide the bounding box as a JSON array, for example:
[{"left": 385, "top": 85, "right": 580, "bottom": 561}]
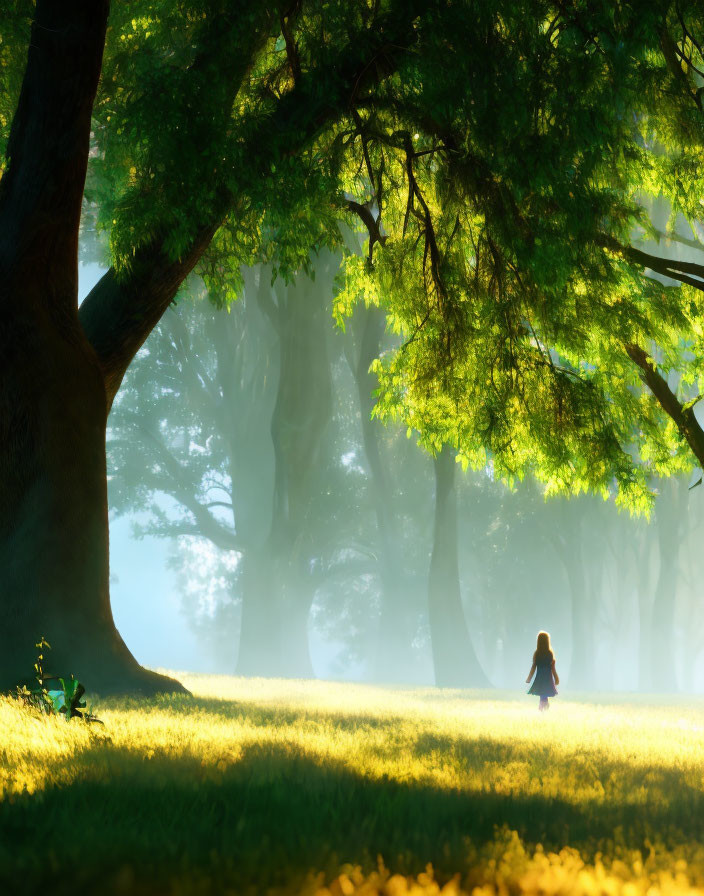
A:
[{"left": 428, "top": 446, "right": 490, "bottom": 688}]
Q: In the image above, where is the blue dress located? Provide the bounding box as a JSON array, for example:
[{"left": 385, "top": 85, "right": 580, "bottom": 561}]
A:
[{"left": 528, "top": 655, "right": 558, "bottom": 697}]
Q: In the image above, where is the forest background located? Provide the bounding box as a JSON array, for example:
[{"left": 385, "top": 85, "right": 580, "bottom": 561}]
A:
[{"left": 97, "top": 228, "right": 704, "bottom": 695}]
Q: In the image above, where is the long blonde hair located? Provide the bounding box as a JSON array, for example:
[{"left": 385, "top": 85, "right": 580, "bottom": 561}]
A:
[{"left": 533, "top": 630, "right": 554, "bottom": 662}]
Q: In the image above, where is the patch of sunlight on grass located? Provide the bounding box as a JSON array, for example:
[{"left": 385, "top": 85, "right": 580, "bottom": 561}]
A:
[{"left": 2, "top": 673, "right": 704, "bottom": 894}]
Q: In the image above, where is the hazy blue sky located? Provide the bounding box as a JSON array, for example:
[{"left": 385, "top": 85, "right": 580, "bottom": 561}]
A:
[{"left": 80, "top": 263, "right": 214, "bottom": 673}]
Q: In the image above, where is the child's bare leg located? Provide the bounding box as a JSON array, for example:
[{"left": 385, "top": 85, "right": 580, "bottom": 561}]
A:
[{"left": 539, "top": 697, "right": 548, "bottom": 711}]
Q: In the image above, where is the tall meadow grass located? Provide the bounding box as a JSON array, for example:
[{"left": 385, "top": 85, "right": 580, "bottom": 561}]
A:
[{"left": 2, "top": 673, "right": 704, "bottom": 894}]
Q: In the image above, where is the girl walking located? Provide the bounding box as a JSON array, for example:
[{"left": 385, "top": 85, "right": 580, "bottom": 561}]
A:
[{"left": 526, "top": 631, "right": 559, "bottom": 711}]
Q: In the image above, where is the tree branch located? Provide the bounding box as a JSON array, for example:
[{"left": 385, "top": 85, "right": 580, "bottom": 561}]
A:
[
  {"left": 79, "top": 219, "right": 223, "bottom": 409},
  {"left": 139, "top": 519, "right": 243, "bottom": 553},
  {"left": 346, "top": 199, "right": 387, "bottom": 254},
  {"left": 80, "top": 0, "right": 426, "bottom": 408},
  {"left": 659, "top": 25, "right": 703, "bottom": 112},
  {"left": 650, "top": 226, "right": 704, "bottom": 254},
  {"left": 625, "top": 342, "right": 704, "bottom": 469},
  {"left": 279, "top": 4, "right": 302, "bottom": 84},
  {"left": 128, "top": 415, "right": 241, "bottom": 552},
  {"left": 598, "top": 233, "right": 704, "bottom": 290}
]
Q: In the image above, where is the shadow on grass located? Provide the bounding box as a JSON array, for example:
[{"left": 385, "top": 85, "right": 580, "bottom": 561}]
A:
[{"left": 2, "top": 727, "right": 704, "bottom": 896}]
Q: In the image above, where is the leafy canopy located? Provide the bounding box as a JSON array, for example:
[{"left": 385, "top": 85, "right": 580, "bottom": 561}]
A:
[{"left": 4, "top": 1, "right": 704, "bottom": 510}]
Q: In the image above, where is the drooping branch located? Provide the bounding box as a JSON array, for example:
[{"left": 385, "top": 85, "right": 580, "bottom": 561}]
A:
[
  {"left": 598, "top": 234, "right": 704, "bottom": 291},
  {"left": 626, "top": 342, "right": 704, "bottom": 469},
  {"left": 401, "top": 133, "right": 444, "bottom": 296},
  {"left": 351, "top": 119, "right": 456, "bottom": 326}
]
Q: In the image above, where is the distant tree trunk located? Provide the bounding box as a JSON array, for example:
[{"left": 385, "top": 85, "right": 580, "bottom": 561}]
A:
[
  {"left": 236, "top": 547, "right": 315, "bottom": 678},
  {"left": 349, "top": 305, "right": 418, "bottom": 681},
  {"left": 0, "top": 2, "right": 184, "bottom": 694},
  {"left": 563, "top": 541, "right": 594, "bottom": 690},
  {"left": 428, "top": 447, "right": 490, "bottom": 687},
  {"left": 649, "top": 479, "right": 687, "bottom": 691},
  {"left": 636, "top": 528, "right": 654, "bottom": 691},
  {"left": 680, "top": 507, "right": 704, "bottom": 689},
  {"left": 236, "top": 547, "right": 279, "bottom": 675},
  {"left": 278, "top": 578, "right": 317, "bottom": 678},
  {"left": 550, "top": 503, "right": 595, "bottom": 691},
  {"left": 236, "top": 259, "right": 334, "bottom": 678},
  {"left": 604, "top": 517, "right": 641, "bottom": 690}
]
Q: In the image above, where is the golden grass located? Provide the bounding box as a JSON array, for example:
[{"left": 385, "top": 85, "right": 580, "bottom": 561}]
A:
[{"left": 2, "top": 673, "right": 704, "bottom": 894}]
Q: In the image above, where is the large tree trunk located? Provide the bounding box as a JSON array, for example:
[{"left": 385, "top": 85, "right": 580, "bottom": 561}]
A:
[
  {"left": 0, "top": 2, "right": 184, "bottom": 694},
  {"left": 0, "top": 335, "right": 180, "bottom": 693},
  {"left": 428, "top": 447, "right": 490, "bottom": 688}
]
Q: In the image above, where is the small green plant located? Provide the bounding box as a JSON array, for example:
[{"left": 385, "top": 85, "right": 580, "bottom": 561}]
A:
[{"left": 15, "top": 638, "right": 102, "bottom": 723}]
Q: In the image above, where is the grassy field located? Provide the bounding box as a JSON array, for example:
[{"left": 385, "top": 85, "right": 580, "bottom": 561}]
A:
[{"left": 2, "top": 674, "right": 704, "bottom": 895}]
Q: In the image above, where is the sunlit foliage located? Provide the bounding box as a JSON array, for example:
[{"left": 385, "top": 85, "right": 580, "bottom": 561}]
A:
[
  {"left": 91, "top": 1, "right": 704, "bottom": 510},
  {"left": 5, "top": 0, "right": 704, "bottom": 506},
  {"left": 332, "top": 1, "right": 704, "bottom": 512}
]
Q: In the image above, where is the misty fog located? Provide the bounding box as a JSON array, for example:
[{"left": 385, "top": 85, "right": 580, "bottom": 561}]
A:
[{"left": 81, "top": 235, "right": 704, "bottom": 695}]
